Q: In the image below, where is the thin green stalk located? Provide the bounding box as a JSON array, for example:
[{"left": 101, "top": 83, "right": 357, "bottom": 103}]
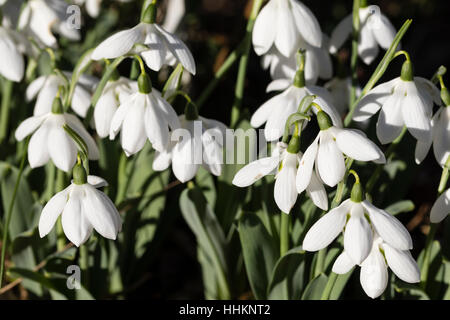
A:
[
  {"left": 0, "top": 138, "right": 28, "bottom": 287},
  {"left": 196, "top": 41, "right": 245, "bottom": 109},
  {"left": 115, "top": 152, "right": 138, "bottom": 206},
  {"left": 230, "top": 0, "right": 264, "bottom": 128},
  {"left": 280, "top": 212, "right": 289, "bottom": 256},
  {"left": 0, "top": 80, "right": 13, "bottom": 144},
  {"left": 366, "top": 126, "right": 407, "bottom": 194},
  {"left": 56, "top": 169, "right": 66, "bottom": 251},
  {"left": 314, "top": 249, "right": 326, "bottom": 278},
  {"left": 321, "top": 272, "right": 338, "bottom": 300},
  {"left": 349, "top": 0, "right": 360, "bottom": 108},
  {"left": 42, "top": 163, "right": 56, "bottom": 202},
  {"left": 421, "top": 156, "right": 450, "bottom": 289},
  {"left": 80, "top": 244, "right": 89, "bottom": 287}
]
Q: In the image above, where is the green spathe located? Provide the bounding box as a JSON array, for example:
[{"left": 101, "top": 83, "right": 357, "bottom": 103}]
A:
[
  {"left": 138, "top": 73, "right": 152, "bottom": 94},
  {"left": 51, "top": 97, "right": 63, "bottom": 114},
  {"left": 350, "top": 182, "right": 364, "bottom": 203},
  {"left": 400, "top": 60, "right": 414, "bottom": 81},
  {"left": 317, "top": 111, "right": 332, "bottom": 131}
]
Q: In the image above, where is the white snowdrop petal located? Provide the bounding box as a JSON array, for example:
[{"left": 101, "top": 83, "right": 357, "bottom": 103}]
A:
[
  {"left": 329, "top": 14, "right": 352, "bottom": 54},
  {"left": 332, "top": 251, "right": 355, "bottom": 274},
  {"left": 109, "top": 94, "right": 135, "bottom": 139},
  {"left": 264, "top": 92, "right": 298, "bottom": 141},
  {"left": 296, "top": 135, "right": 319, "bottom": 193},
  {"left": 430, "top": 189, "right": 450, "bottom": 223},
  {"left": 71, "top": 85, "right": 92, "bottom": 118},
  {"left": 334, "top": 127, "right": 384, "bottom": 162},
  {"left": 360, "top": 246, "right": 388, "bottom": 299},
  {"left": 302, "top": 199, "right": 351, "bottom": 251},
  {"left": 48, "top": 127, "right": 77, "bottom": 172},
  {"left": 144, "top": 95, "right": 169, "bottom": 152},
  {"left": 274, "top": 0, "right": 298, "bottom": 57},
  {"left": 250, "top": 91, "right": 286, "bottom": 128},
  {"left": 305, "top": 171, "right": 328, "bottom": 211},
  {"left": 64, "top": 114, "right": 100, "bottom": 160},
  {"left": 122, "top": 96, "right": 147, "bottom": 156},
  {"left": 155, "top": 25, "right": 196, "bottom": 75},
  {"left": 172, "top": 121, "right": 202, "bottom": 183},
  {"left": 353, "top": 79, "right": 396, "bottom": 122},
  {"left": 358, "top": 24, "right": 379, "bottom": 65},
  {"left": 232, "top": 156, "right": 280, "bottom": 187},
  {"left": 382, "top": 243, "right": 420, "bottom": 283},
  {"left": 39, "top": 188, "right": 69, "bottom": 237},
  {"left": 252, "top": 0, "right": 277, "bottom": 56},
  {"left": 415, "top": 138, "right": 432, "bottom": 165},
  {"left": 26, "top": 76, "right": 47, "bottom": 101},
  {"left": 15, "top": 116, "right": 46, "bottom": 141},
  {"left": 94, "top": 91, "right": 119, "bottom": 138},
  {"left": 28, "top": 125, "right": 51, "bottom": 168},
  {"left": 154, "top": 94, "right": 180, "bottom": 130},
  {"left": 362, "top": 200, "right": 413, "bottom": 250},
  {"left": 401, "top": 82, "right": 432, "bottom": 142},
  {"left": 433, "top": 108, "right": 450, "bottom": 167},
  {"left": 33, "top": 78, "right": 59, "bottom": 116},
  {"left": 140, "top": 30, "right": 166, "bottom": 71},
  {"left": 316, "top": 132, "right": 345, "bottom": 187},
  {"left": 153, "top": 148, "right": 173, "bottom": 171},
  {"left": 87, "top": 175, "right": 108, "bottom": 188},
  {"left": 61, "top": 187, "right": 91, "bottom": 247},
  {"left": 376, "top": 91, "right": 404, "bottom": 144},
  {"left": 266, "top": 79, "right": 291, "bottom": 93},
  {"left": 369, "top": 13, "right": 396, "bottom": 50},
  {"left": 344, "top": 205, "right": 373, "bottom": 264},
  {"left": 91, "top": 24, "right": 145, "bottom": 60},
  {"left": 0, "top": 29, "right": 24, "bottom": 82},
  {"left": 290, "top": 0, "right": 322, "bottom": 48},
  {"left": 274, "top": 153, "right": 298, "bottom": 213},
  {"left": 202, "top": 130, "right": 223, "bottom": 176}
]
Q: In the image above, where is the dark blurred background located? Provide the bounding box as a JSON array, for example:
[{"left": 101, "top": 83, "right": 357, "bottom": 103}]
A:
[{"left": 80, "top": 0, "right": 450, "bottom": 299}]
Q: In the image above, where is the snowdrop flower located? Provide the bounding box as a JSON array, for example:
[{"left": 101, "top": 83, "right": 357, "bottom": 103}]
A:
[
  {"left": 353, "top": 58, "right": 440, "bottom": 147},
  {"left": 297, "top": 111, "right": 385, "bottom": 188},
  {"left": 251, "top": 67, "right": 342, "bottom": 142},
  {"left": 38, "top": 165, "right": 122, "bottom": 247},
  {"left": 303, "top": 176, "right": 413, "bottom": 265},
  {"left": 233, "top": 135, "right": 328, "bottom": 213},
  {"left": 0, "top": 26, "right": 29, "bottom": 82},
  {"left": 332, "top": 232, "right": 420, "bottom": 299},
  {"left": 109, "top": 73, "right": 180, "bottom": 156},
  {"left": 414, "top": 89, "right": 449, "bottom": 166},
  {"left": 27, "top": 72, "right": 99, "bottom": 118},
  {"left": 325, "top": 77, "right": 361, "bottom": 116},
  {"left": 261, "top": 35, "right": 332, "bottom": 84},
  {"left": 162, "top": 0, "right": 185, "bottom": 33},
  {"left": 91, "top": 3, "right": 196, "bottom": 75},
  {"left": 94, "top": 73, "right": 136, "bottom": 138},
  {"left": 252, "top": 0, "right": 322, "bottom": 57},
  {"left": 329, "top": 4, "right": 396, "bottom": 65},
  {"left": 18, "top": 0, "right": 80, "bottom": 48},
  {"left": 74, "top": 0, "right": 132, "bottom": 18},
  {"left": 15, "top": 97, "right": 99, "bottom": 172},
  {"left": 430, "top": 188, "right": 450, "bottom": 223},
  {"left": 153, "top": 112, "right": 227, "bottom": 183}
]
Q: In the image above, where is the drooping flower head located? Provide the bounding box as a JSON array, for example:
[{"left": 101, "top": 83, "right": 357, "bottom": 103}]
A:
[
  {"left": 91, "top": 2, "right": 196, "bottom": 75},
  {"left": 39, "top": 165, "right": 122, "bottom": 247}
]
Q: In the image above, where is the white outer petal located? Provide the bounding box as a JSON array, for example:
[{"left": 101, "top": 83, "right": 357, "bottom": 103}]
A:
[
  {"left": 430, "top": 189, "right": 450, "bottom": 223},
  {"left": 382, "top": 243, "right": 420, "bottom": 283}
]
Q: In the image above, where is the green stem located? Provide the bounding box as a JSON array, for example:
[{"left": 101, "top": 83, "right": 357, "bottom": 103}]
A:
[
  {"left": 80, "top": 244, "right": 89, "bottom": 287},
  {"left": 230, "top": 0, "right": 264, "bottom": 128},
  {"left": 0, "top": 138, "right": 28, "bottom": 287},
  {"left": 321, "top": 272, "right": 338, "bottom": 300},
  {"left": 115, "top": 152, "right": 138, "bottom": 206},
  {"left": 196, "top": 41, "right": 245, "bottom": 110},
  {"left": 314, "top": 249, "right": 326, "bottom": 277},
  {"left": 56, "top": 169, "right": 66, "bottom": 251},
  {"left": 349, "top": 0, "right": 360, "bottom": 108},
  {"left": 0, "top": 80, "right": 13, "bottom": 144},
  {"left": 280, "top": 212, "right": 290, "bottom": 256},
  {"left": 365, "top": 126, "right": 407, "bottom": 194}
]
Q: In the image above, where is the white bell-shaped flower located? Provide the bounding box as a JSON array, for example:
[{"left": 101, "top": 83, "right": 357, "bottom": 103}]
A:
[
  {"left": 39, "top": 169, "right": 122, "bottom": 247},
  {"left": 329, "top": 5, "right": 396, "bottom": 65},
  {"left": 18, "top": 0, "right": 81, "bottom": 48},
  {"left": 109, "top": 73, "right": 180, "bottom": 156},
  {"left": 261, "top": 35, "right": 332, "bottom": 84},
  {"left": 303, "top": 181, "right": 413, "bottom": 265},
  {"left": 94, "top": 75, "right": 136, "bottom": 138},
  {"left": 252, "top": 0, "right": 322, "bottom": 57},
  {"left": 297, "top": 111, "right": 385, "bottom": 188},
  {"left": 27, "top": 72, "right": 99, "bottom": 118},
  {"left": 430, "top": 188, "right": 450, "bottom": 223},
  {"left": 0, "top": 26, "right": 28, "bottom": 82},
  {"left": 251, "top": 74, "right": 342, "bottom": 142},
  {"left": 233, "top": 140, "right": 328, "bottom": 213},
  {"left": 333, "top": 233, "right": 420, "bottom": 299},
  {"left": 353, "top": 61, "right": 440, "bottom": 146},
  {"left": 415, "top": 105, "right": 450, "bottom": 166},
  {"left": 15, "top": 98, "right": 99, "bottom": 172},
  {"left": 91, "top": 3, "right": 195, "bottom": 75},
  {"left": 153, "top": 114, "right": 227, "bottom": 183}
]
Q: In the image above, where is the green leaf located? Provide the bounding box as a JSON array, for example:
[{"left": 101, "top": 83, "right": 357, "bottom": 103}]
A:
[
  {"left": 384, "top": 200, "right": 415, "bottom": 215},
  {"left": 328, "top": 270, "right": 354, "bottom": 300},
  {"left": 238, "top": 212, "right": 279, "bottom": 299},
  {"left": 267, "top": 246, "right": 305, "bottom": 300},
  {"left": 180, "top": 186, "right": 229, "bottom": 299},
  {"left": 301, "top": 273, "right": 328, "bottom": 300}
]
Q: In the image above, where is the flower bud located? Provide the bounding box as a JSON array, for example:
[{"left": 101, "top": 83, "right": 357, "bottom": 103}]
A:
[
  {"left": 141, "top": 3, "right": 157, "bottom": 24},
  {"left": 51, "top": 96, "right": 63, "bottom": 114},
  {"left": 441, "top": 87, "right": 450, "bottom": 106},
  {"left": 317, "top": 111, "right": 332, "bottom": 130},
  {"left": 350, "top": 181, "right": 364, "bottom": 203},
  {"left": 400, "top": 60, "right": 414, "bottom": 81},
  {"left": 138, "top": 73, "right": 152, "bottom": 94},
  {"left": 72, "top": 163, "right": 87, "bottom": 185}
]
